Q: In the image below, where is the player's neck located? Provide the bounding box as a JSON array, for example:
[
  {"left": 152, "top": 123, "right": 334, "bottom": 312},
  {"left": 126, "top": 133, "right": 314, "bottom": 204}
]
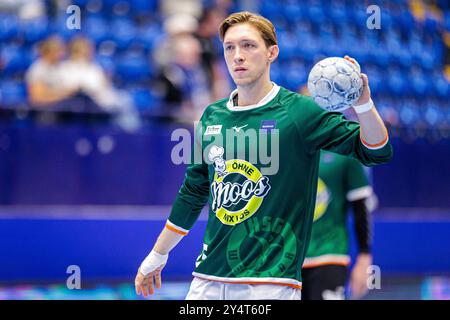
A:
[{"left": 235, "top": 76, "right": 273, "bottom": 107}]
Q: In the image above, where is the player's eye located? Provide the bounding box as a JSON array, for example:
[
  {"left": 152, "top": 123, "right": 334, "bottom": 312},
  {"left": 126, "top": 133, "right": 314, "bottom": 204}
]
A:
[
  {"left": 243, "top": 42, "right": 256, "bottom": 48},
  {"left": 225, "top": 45, "right": 234, "bottom": 51}
]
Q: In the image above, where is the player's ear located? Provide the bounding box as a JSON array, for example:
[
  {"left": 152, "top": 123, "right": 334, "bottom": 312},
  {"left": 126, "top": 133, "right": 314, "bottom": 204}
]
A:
[{"left": 267, "top": 45, "right": 279, "bottom": 63}]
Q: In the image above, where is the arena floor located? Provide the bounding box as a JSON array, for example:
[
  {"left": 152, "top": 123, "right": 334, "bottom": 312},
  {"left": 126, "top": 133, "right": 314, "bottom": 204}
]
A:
[
  {"left": 1, "top": 205, "right": 448, "bottom": 300},
  {"left": 1, "top": 275, "right": 449, "bottom": 300}
]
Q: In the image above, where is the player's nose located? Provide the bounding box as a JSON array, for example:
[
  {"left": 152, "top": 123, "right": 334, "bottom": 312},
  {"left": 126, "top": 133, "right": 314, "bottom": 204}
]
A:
[{"left": 233, "top": 48, "right": 244, "bottom": 63}]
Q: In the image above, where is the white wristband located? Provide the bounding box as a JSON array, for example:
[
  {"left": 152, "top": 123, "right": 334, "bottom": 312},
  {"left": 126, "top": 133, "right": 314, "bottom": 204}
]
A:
[
  {"left": 353, "top": 99, "right": 374, "bottom": 114},
  {"left": 139, "top": 250, "right": 168, "bottom": 276}
]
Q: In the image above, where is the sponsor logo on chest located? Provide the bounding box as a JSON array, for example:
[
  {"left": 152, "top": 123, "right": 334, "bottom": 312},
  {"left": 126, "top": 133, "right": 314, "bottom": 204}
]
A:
[{"left": 204, "top": 125, "right": 222, "bottom": 135}]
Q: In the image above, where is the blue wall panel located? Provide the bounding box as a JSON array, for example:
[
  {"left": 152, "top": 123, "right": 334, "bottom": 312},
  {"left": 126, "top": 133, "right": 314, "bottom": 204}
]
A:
[
  {"left": 1, "top": 215, "right": 448, "bottom": 283},
  {"left": 1, "top": 123, "right": 450, "bottom": 208}
]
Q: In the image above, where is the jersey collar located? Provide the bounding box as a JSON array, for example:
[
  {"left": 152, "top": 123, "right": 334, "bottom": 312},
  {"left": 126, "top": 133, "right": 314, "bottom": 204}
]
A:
[{"left": 226, "top": 82, "right": 280, "bottom": 112}]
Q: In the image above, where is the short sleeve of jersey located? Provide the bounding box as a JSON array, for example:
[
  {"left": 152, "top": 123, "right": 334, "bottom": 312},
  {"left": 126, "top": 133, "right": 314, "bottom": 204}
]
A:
[{"left": 345, "top": 158, "right": 373, "bottom": 202}]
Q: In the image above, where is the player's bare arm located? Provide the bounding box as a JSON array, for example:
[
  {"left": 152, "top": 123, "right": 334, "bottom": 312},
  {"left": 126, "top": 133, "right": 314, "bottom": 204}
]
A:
[
  {"left": 344, "top": 56, "right": 389, "bottom": 148},
  {"left": 350, "top": 252, "right": 373, "bottom": 300}
]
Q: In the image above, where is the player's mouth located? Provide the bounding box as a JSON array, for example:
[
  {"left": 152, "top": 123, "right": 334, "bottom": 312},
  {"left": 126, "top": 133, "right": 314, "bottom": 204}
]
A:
[{"left": 234, "top": 67, "right": 247, "bottom": 74}]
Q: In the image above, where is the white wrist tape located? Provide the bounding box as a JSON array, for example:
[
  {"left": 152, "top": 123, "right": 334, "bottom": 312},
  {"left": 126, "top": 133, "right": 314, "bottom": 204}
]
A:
[
  {"left": 353, "top": 99, "right": 374, "bottom": 114},
  {"left": 139, "top": 250, "right": 168, "bottom": 276}
]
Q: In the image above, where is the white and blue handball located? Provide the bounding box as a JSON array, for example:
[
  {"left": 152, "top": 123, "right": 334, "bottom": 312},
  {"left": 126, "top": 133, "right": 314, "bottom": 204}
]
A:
[{"left": 307, "top": 57, "right": 363, "bottom": 112}]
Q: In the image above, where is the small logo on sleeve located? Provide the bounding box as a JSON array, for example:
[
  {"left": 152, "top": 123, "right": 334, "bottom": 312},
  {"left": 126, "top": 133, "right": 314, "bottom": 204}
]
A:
[{"left": 260, "top": 120, "right": 277, "bottom": 132}]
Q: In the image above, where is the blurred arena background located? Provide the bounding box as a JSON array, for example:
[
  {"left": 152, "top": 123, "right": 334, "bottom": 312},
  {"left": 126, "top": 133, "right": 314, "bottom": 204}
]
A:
[{"left": 0, "top": 0, "right": 449, "bottom": 300}]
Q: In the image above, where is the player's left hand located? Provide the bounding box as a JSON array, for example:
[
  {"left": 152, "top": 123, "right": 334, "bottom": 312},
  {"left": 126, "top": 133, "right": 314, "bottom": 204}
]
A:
[
  {"left": 349, "top": 253, "right": 373, "bottom": 300},
  {"left": 344, "top": 55, "right": 371, "bottom": 106},
  {"left": 135, "top": 267, "right": 163, "bottom": 298}
]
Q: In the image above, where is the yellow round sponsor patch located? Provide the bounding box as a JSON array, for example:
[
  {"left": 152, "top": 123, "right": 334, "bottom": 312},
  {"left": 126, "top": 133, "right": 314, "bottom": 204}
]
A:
[
  {"left": 313, "top": 178, "right": 331, "bottom": 222},
  {"left": 213, "top": 159, "right": 269, "bottom": 226}
]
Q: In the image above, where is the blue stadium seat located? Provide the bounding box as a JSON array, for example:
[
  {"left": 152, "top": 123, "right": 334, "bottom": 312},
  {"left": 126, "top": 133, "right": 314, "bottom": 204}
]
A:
[
  {"left": 350, "top": 2, "right": 370, "bottom": 28},
  {"left": 130, "top": 0, "right": 158, "bottom": 15},
  {"left": 319, "top": 34, "right": 344, "bottom": 57},
  {"left": 83, "top": 16, "right": 110, "bottom": 44},
  {"left": 294, "top": 20, "right": 313, "bottom": 35},
  {"left": 396, "top": 47, "right": 413, "bottom": 69},
  {"left": 284, "top": 60, "right": 307, "bottom": 90},
  {"left": 365, "top": 65, "right": 382, "bottom": 95},
  {"left": 264, "top": 14, "right": 288, "bottom": 34},
  {"left": 431, "top": 70, "right": 450, "bottom": 98},
  {"left": 95, "top": 54, "right": 116, "bottom": 75},
  {"left": 410, "top": 68, "right": 429, "bottom": 98},
  {"left": 269, "top": 62, "right": 284, "bottom": 87},
  {"left": 137, "top": 23, "right": 162, "bottom": 52},
  {"left": 326, "top": 0, "right": 348, "bottom": 26},
  {"left": 110, "top": 18, "right": 138, "bottom": 50},
  {"left": 340, "top": 26, "right": 362, "bottom": 58},
  {"left": 380, "top": 10, "right": 395, "bottom": 30},
  {"left": 419, "top": 46, "right": 440, "bottom": 70},
  {"left": 408, "top": 32, "right": 425, "bottom": 60},
  {"left": 296, "top": 33, "right": 320, "bottom": 62},
  {"left": 0, "top": 45, "right": 32, "bottom": 76},
  {"left": 71, "top": 0, "right": 90, "bottom": 6},
  {"left": 0, "top": 80, "right": 27, "bottom": 106},
  {"left": 305, "top": 0, "right": 326, "bottom": 25},
  {"left": 387, "top": 68, "right": 408, "bottom": 97},
  {"left": 398, "top": 99, "right": 421, "bottom": 127},
  {"left": 282, "top": 0, "right": 305, "bottom": 24},
  {"left": 370, "top": 41, "right": 391, "bottom": 68},
  {"left": 116, "top": 51, "right": 150, "bottom": 82},
  {"left": 49, "top": 16, "right": 80, "bottom": 41},
  {"left": 398, "top": 10, "right": 415, "bottom": 31},
  {"left": 423, "top": 13, "right": 441, "bottom": 33},
  {"left": 259, "top": 0, "right": 283, "bottom": 20},
  {"left": 340, "top": 34, "right": 368, "bottom": 64},
  {"left": 21, "top": 18, "right": 50, "bottom": 44},
  {"left": 444, "top": 12, "right": 450, "bottom": 31},
  {"left": 423, "top": 100, "right": 444, "bottom": 127},
  {"left": 130, "top": 88, "right": 157, "bottom": 111},
  {"left": 0, "top": 14, "right": 19, "bottom": 42},
  {"left": 317, "top": 22, "right": 334, "bottom": 40},
  {"left": 277, "top": 32, "right": 299, "bottom": 61},
  {"left": 102, "top": 0, "right": 124, "bottom": 10}
]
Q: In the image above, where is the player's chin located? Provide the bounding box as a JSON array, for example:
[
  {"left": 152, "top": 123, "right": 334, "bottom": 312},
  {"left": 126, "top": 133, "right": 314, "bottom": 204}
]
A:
[{"left": 232, "top": 76, "right": 253, "bottom": 86}]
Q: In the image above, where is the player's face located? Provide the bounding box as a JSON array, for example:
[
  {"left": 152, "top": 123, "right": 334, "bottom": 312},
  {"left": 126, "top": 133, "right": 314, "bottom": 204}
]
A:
[
  {"left": 223, "top": 23, "right": 277, "bottom": 87},
  {"left": 46, "top": 40, "right": 65, "bottom": 63}
]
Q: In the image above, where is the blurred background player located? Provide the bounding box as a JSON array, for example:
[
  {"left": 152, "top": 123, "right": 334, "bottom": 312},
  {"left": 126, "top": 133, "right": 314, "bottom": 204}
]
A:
[
  {"left": 61, "top": 36, "right": 130, "bottom": 112},
  {"left": 195, "top": 6, "right": 231, "bottom": 100},
  {"left": 154, "top": 8, "right": 230, "bottom": 122},
  {"left": 60, "top": 36, "right": 141, "bottom": 130},
  {"left": 156, "top": 33, "right": 212, "bottom": 122},
  {"left": 25, "top": 35, "right": 79, "bottom": 108},
  {"left": 302, "top": 150, "right": 376, "bottom": 300}
]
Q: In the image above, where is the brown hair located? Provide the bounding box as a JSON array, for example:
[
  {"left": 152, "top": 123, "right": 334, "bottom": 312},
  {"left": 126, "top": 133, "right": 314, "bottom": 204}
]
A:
[
  {"left": 218, "top": 11, "right": 277, "bottom": 48},
  {"left": 38, "top": 35, "right": 64, "bottom": 55},
  {"left": 69, "top": 36, "right": 93, "bottom": 56}
]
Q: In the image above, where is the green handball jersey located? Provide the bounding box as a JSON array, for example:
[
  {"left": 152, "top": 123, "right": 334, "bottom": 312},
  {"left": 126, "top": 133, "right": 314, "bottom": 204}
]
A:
[
  {"left": 303, "top": 151, "right": 373, "bottom": 269},
  {"left": 168, "top": 84, "right": 392, "bottom": 289}
]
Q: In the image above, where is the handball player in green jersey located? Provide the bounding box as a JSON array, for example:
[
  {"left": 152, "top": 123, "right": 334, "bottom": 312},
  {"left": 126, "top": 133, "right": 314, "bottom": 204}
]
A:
[
  {"left": 135, "top": 11, "right": 393, "bottom": 300},
  {"left": 302, "top": 150, "right": 375, "bottom": 300}
]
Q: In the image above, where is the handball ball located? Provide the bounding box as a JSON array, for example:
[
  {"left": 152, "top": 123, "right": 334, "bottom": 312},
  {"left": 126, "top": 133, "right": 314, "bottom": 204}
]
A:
[{"left": 307, "top": 57, "right": 363, "bottom": 112}]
